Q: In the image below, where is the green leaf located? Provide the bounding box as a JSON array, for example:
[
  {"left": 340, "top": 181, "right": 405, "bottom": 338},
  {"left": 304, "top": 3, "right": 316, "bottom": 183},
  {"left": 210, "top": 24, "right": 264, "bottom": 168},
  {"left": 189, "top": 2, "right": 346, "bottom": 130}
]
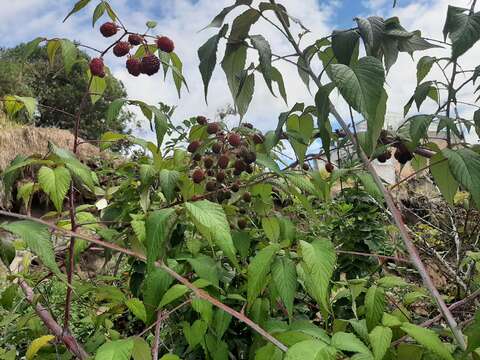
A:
[
  {"left": 400, "top": 323, "right": 454, "bottom": 360},
  {"left": 143, "top": 268, "right": 173, "bottom": 322},
  {"left": 332, "top": 29, "right": 360, "bottom": 65},
  {"left": 398, "top": 31, "right": 440, "bottom": 54},
  {"left": 229, "top": 8, "right": 260, "bottom": 42},
  {"left": 159, "top": 169, "right": 180, "bottom": 203},
  {"left": 23, "top": 37, "right": 44, "bottom": 59},
  {"left": 131, "top": 337, "right": 151, "bottom": 360},
  {"left": 95, "top": 339, "right": 134, "bottom": 360},
  {"left": 442, "top": 148, "right": 480, "bottom": 207},
  {"left": 236, "top": 71, "right": 255, "bottom": 118},
  {"left": 271, "top": 66, "right": 287, "bottom": 104},
  {"left": 146, "top": 20, "right": 157, "bottom": 29},
  {"left": 158, "top": 284, "right": 188, "bottom": 309},
  {"left": 169, "top": 52, "right": 187, "bottom": 97},
  {"left": 356, "top": 171, "right": 383, "bottom": 201},
  {"left": 331, "top": 332, "right": 371, "bottom": 354},
  {"left": 286, "top": 113, "right": 314, "bottom": 164},
  {"left": 299, "top": 239, "right": 336, "bottom": 314},
  {"left": 315, "top": 83, "right": 335, "bottom": 160},
  {"left": 356, "top": 16, "right": 385, "bottom": 55},
  {"left": 416, "top": 56, "right": 435, "bottom": 84},
  {"left": 430, "top": 151, "right": 457, "bottom": 205},
  {"left": 369, "top": 326, "right": 392, "bottom": 360},
  {"left": 185, "top": 200, "right": 237, "bottom": 264},
  {"left": 198, "top": 24, "right": 228, "bottom": 102},
  {"left": 202, "top": 0, "right": 251, "bottom": 29},
  {"left": 285, "top": 340, "right": 329, "bottom": 359},
  {"left": 63, "top": 0, "right": 91, "bottom": 22},
  {"left": 89, "top": 70, "right": 107, "bottom": 104},
  {"left": 250, "top": 34, "right": 273, "bottom": 93},
  {"left": 125, "top": 298, "right": 147, "bottom": 323},
  {"left": 377, "top": 276, "right": 408, "bottom": 288},
  {"left": 221, "top": 44, "right": 247, "bottom": 114},
  {"left": 382, "top": 313, "right": 403, "bottom": 327},
  {"left": 272, "top": 257, "right": 296, "bottom": 317},
  {"left": 413, "top": 81, "right": 437, "bottom": 110},
  {"left": 26, "top": 335, "right": 55, "bottom": 360},
  {"left": 187, "top": 255, "right": 219, "bottom": 287},
  {"left": 153, "top": 110, "right": 168, "bottom": 148},
  {"left": 262, "top": 217, "right": 280, "bottom": 242},
  {"left": 256, "top": 153, "right": 281, "bottom": 174},
  {"left": 330, "top": 57, "right": 385, "bottom": 146},
  {"left": 145, "top": 209, "right": 176, "bottom": 272},
  {"left": 465, "top": 310, "right": 480, "bottom": 352},
  {"left": 213, "top": 308, "right": 232, "bottom": 339},
  {"left": 247, "top": 244, "right": 280, "bottom": 305},
  {"left": 38, "top": 166, "right": 71, "bottom": 212},
  {"left": 1, "top": 221, "right": 60, "bottom": 275},
  {"left": 0, "top": 237, "right": 15, "bottom": 267},
  {"left": 92, "top": 2, "right": 106, "bottom": 27},
  {"left": 159, "top": 355, "right": 181, "bottom": 360},
  {"left": 365, "top": 285, "right": 386, "bottom": 330},
  {"left": 408, "top": 115, "right": 433, "bottom": 149},
  {"left": 443, "top": 6, "right": 480, "bottom": 58},
  {"left": 183, "top": 320, "right": 207, "bottom": 348},
  {"left": 47, "top": 39, "right": 60, "bottom": 64},
  {"left": 60, "top": 39, "right": 77, "bottom": 75},
  {"left": 106, "top": 98, "right": 127, "bottom": 122}
]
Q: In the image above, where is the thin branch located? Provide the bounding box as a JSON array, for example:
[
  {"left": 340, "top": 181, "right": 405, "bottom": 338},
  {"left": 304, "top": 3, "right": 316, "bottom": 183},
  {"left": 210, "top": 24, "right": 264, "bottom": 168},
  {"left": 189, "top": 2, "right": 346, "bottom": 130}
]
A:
[{"left": 152, "top": 310, "right": 163, "bottom": 360}]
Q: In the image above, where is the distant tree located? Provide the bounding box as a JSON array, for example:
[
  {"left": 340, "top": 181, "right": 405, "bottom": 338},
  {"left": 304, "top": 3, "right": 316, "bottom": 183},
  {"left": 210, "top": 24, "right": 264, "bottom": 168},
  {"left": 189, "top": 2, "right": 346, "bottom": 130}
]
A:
[{"left": 0, "top": 44, "right": 135, "bottom": 140}]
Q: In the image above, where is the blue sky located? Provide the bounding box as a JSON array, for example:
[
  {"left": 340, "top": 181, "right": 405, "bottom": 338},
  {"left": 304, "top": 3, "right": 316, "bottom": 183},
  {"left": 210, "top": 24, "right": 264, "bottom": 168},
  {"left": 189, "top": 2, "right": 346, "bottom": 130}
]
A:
[{"left": 1, "top": 0, "right": 478, "bottom": 146}]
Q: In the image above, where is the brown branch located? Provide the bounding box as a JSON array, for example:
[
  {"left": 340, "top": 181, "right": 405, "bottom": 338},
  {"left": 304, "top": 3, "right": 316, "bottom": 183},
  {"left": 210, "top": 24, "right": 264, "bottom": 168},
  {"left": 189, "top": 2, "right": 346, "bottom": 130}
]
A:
[
  {"left": 19, "top": 280, "right": 89, "bottom": 359},
  {"left": 268, "top": 0, "right": 467, "bottom": 350},
  {"left": 152, "top": 310, "right": 163, "bottom": 360},
  {"left": 336, "top": 250, "right": 411, "bottom": 264},
  {"left": 0, "top": 210, "right": 288, "bottom": 353},
  {"left": 138, "top": 299, "right": 192, "bottom": 337}
]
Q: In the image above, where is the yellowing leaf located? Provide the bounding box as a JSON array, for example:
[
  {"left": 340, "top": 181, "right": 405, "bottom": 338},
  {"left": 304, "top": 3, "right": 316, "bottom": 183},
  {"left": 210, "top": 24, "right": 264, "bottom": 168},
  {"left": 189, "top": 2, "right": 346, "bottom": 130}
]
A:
[{"left": 26, "top": 335, "right": 55, "bottom": 360}]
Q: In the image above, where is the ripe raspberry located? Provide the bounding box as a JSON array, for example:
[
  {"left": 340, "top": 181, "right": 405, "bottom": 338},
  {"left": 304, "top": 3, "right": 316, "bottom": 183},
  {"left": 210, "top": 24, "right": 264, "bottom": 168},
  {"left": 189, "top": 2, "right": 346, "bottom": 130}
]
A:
[
  {"left": 228, "top": 133, "right": 242, "bottom": 147},
  {"left": 234, "top": 160, "right": 246, "bottom": 172},
  {"left": 212, "top": 142, "right": 222, "bottom": 154},
  {"left": 216, "top": 171, "right": 226, "bottom": 183},
  {"left": 223, "top": 189, "right": 232, "bottom": 200},
  {"left": 204, "top": 157, "right": 214, "bottom": 169},
  {"left": 141, "top": 54, "right": 160, "bottom": 76},
  {"left": 193, "top": 153, "right": 202, "bottom": 161},
  {"left": 325, "top": 162, "right": 334, "bottom": 173},
  {"left": 156, "top": 36, "right": 175, "bottom": 53},
  {"left": 126, "top": 57, "right": 141, "bottom": 76},
  {"left": 196, "top": 116, "right": 207, "bottom": 125},
  {"left": 231, "top": 181, "right": 241, "bottom": 192},
  {"left": 242, "top": 192, "right": 251, "bottom": 202},
  {"left": 207, "top": 122, "right": 220, "bottom": 134},
  {"left": 187, "top": 140, "right": 201, "bottom": 153},
  {"left": 218, "top": 155, "right": 229, "bottom": 169},
  {"left": 302, "top": 163, "right": 309, "bottom": 171},
  {"left": 100, "top": 22, "right": 118, "bottom": 37},
  {"left": 377, "top": 150, "right": 391, "bottom": 163},
  {"left": 207, "top": 169, "right": 215, "bottom": 177},
  {"left": 233, "top": 168, "right": 242, "bottom": 176},
  {"left": 206, "top": 181, "right": 216, "bottom": 192},
  {"left": 192, "top": 169, "right": 205, "bottom": 184},
  {"left": 252, "top": 133, "right": 264, "bottom": 145},
  {"left": 128, "top": 34, "right": 143, "bottom": 46},
  {"left": 113, "top": 41, "right": 130, "bottom": 57},
  {"left": 89, "top": 58, "right": 105, "bottom": 78},
  {"left": 244, "top": 151, "right": 256, "bottom": 164},
  {"left": 238, "top": 218, "right": 247, "bottom": 229}
]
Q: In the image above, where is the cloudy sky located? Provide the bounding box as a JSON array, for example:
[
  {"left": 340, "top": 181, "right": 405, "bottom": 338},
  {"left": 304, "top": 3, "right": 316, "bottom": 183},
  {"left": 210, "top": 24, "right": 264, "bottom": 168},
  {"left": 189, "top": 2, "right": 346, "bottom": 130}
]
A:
[{"left": 1, "top": 0, "right": 479, "bottom": 145}]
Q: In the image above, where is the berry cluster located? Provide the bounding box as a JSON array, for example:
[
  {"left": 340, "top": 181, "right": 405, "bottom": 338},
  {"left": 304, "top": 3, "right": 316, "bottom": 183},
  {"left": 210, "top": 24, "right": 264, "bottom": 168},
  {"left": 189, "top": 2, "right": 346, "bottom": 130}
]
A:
[
  {"left": 188, "top": 117, "right": 265, "bottom": 228},
  {"left": 376, "top": 130, "right": 413, "bottom": 165},
  {"left": 89, "top": 22, "right": 175, "bottom": 78}
]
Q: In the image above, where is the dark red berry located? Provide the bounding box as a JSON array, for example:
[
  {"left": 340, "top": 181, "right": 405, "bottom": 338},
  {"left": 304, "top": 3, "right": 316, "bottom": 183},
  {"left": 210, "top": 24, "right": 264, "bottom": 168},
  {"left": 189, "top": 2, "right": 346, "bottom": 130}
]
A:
[
  {"left": 207, "top": 122, "right": 220, "bottom": 134},
  {"left": 252, "top": 133, "right": 264, "bottom": 145},
  {"left": 216, "top": 171, "right": 226, "bottom": 183},
  {"left": 244, "top": 151, "right": 256, "bottom": 164},
  {"left": 394, "top": 143, "right": 413, "bottom": 164},
  {"left": 234, "top": 160, "right": 246, "bottom": 172},
  {"left": 228, "top": 133, "right": 242, "bottom": 147},
  {"left": 89, "top": 58, "right": 105, "bottom": 78},
  {"left": 156, "top": 36, "right": 175, "bottom": 53},
  {"left": 212, "top": 142, "right": 222, "bottom": 154},
  {"left": 218, "top": 155, "right": 229, "bottom": 169},
  {"left": 242, "top": 192, "right": 251, "bottom": 202},
  {"left": 187, "top": 140, "right": 201, "bottom": 153},
  {"left": 193, "top": 153, "right": 202, "bottom": 161},
  {"left": 246, "top": 164, "right": 254, "bottom": 174},
  {"left": 128, "top": 34, "right": 143, "bottom": 46},
  {"left": 233, "top": 168, "right": 242, "bottom": 176},
  {"left": 196, "top": 116, "right": 207, "bottom": 125},
  {"left": 207, "top": 169, "right": 215, "bottom": 177},
  {"left": 302, "top": 163, "right": 309, "bottom": 171},
  {"left": 223, "top": 189, "right": 232, "bottom": 199},
  {"left": 325, "top": 162, "right": 334, "bottom": 173},
  {"left": 100, "top": 22, "right": 118, "bottom": 37},
  {"left": 141, "top": 54, "right": 160, "bottom": 76},
  {"left": 335, "top": 129, "right": 347, "bottom": 138},
  {"left": 206, "top": 181, "right": 216, "bottom": 192},
  {"left": 204, "top": 157, "right": 214, "bottom": 169},
  {"left": 377, "top": 151, "right": 391, "bottom": 163},
  {"left": 231, "top": 181, "right": 240, "bottom": 192},
  {"left": 113, "top": 41, "right": 130, "bottom": 57},
  {"left": 192, "top": 169, "right": 205, "bottom": 184},
  {"left": 126, "top": 57, "right": 141, "bottom": 76},
  {"left": 238, "top": 218, "right": 247, "bottom": 229}
]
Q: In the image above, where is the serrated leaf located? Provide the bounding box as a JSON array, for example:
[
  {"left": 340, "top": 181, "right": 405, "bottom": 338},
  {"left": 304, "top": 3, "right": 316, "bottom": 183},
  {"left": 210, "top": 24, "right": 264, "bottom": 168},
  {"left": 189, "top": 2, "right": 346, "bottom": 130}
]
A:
[
  {"left": 47, "top": 39, "right": 60, "bottom": 65},
  {"left": 247, "top": 244, "right": 280, "bottom": 305},
  {"left": 229, "top": 8, "right": 260, "bottom": 42},
  {"left": 262, "top": 217, "right": 280, "bottom": 242},
  {"left": 132, "top": 337, "right": 151, "bottom": 360},
  {"left": 408, "top": 114, "right": 433, "bottom": 149},
  {"left": 272, "top": 257, "right": 296, "bottom": 317},
  {"left": 63, "top": 0, "right": 91, "bottom": 22},
  {"left": 60, "top": 39, "right": 77, "bottom": 75},
  {"left": 106, "top": 98, "right": 127, "bottom": 122},
  {"left": 416, "top": 56, "right": 435, "bottom": 84},
  {"left": 377, "top": 276, "right": 408, "bottom": 288},
  {"left": 365, "top": 285, "right": 386, "bottom": 331},
  {"left": 202, "top": 0, "right": 252, "bottom": 30},
  {"left": 443, "top": 6, "right": 480, "bottom": 58},
  {"left": 285, "top": 340, "right": 329, "bottom": 359},
  {"left": 430, "top": 151, "right": 457, "bottom": 205},
  {"left": 332, "top": 29, "right": 360, "bottom": 65},
  {"left": 400, "top": 323, "right": 454, "bottom": 360},
  {"left": 331, "top": 332, "right": 371, "bottom": 354},
  {"left": 222, "top": 44, "right": 247, "bottom": 113},
  {"left": 185, "top": 200, "right": 236, "bottom": 264},
  {"left": 145, "top": 209, "right": 176, "bottom": 272},
  {"left": 26, "top": 335, "right": 55, "bottom": 360},
  {"left": 315, "top": 83, "right": 335, "bottom": 161},
  {"left": 125, "top": 298, "right": 147, "bottom": 323},
  {"left": 38, "top": 166, "right": 71, "bottom": 212},
  {"left": 187, "top": 255, "right": 219, "bottom": 287},
  {"left": 89, "top": 69, "right": 107, "bottom": 104},
  {"left": 356, "top": 16, "right": 385, "bottom": 55},
  {"left": 250, "top": 34, "right": 273, "bottom": 93},
  {"left": 23, "top": 37, "right": 44, "bottom": 59},
  {"left": 159, "top": 169, "right": 180, "bottom": 203},
  {"left": 158, "top": 284, "right": 188, "bottom": 309},
  {"left": 236, "top": 71, "right": 255, "bottom": 118},
  {"left": 143, "top": 268, "right": 173, "bottom": 322},
  {"left": 369, "top": 326, "right": 392, "bottom": 360},
  {"left": 286, "top": 113, "right": 314, "bottom": 164},
  {"left": 271, "top": 66, "right": 287, "bottom": 104},
  {"left": 92, "top": 2, "right": 106, "bottom": 27},
  {"left": 95, "top": 339, "right": 134, "bottom": 360},
  {"left": 1, "top": 221, "right": 60, "bottom": 275},
  {"left": 0, "top": 237, "right": 15, "bottom": 267},
  {"left": 382, "top": 313, "right": 403, "bottom": 327},
  {"left": 299, "top": 239, "right": 336, "bottom": 314}
]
